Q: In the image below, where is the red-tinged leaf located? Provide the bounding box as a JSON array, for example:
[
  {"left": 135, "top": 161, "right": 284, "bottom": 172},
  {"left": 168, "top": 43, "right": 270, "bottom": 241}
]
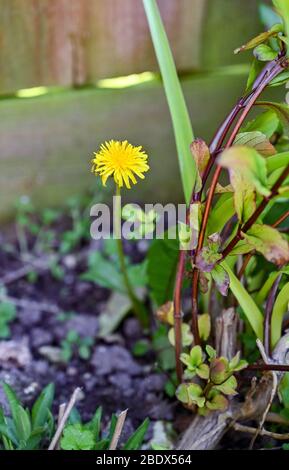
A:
[
  {"left": 211, "top": 264, "right": 230, "bottom": 297},
  {"left": 190, "top": 138, "right": 210, "bottom": 177},
  {"left": 195, "top": 233, "right": 222, "bottom": 272},
  {"left": 244, "top": 224, "right": 289, "bottom": 266},
  {"left": 234, "top": 132, "right": 276, "bottom": 157}
]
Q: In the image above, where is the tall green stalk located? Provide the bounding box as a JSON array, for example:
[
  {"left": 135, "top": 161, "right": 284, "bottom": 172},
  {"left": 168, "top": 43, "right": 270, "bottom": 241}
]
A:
[
  {"left": 143, "top": 0, "right": 197, "bottom": 204},
  {"left": 114, "top": 186, "right": 148, "bottom": 327}
]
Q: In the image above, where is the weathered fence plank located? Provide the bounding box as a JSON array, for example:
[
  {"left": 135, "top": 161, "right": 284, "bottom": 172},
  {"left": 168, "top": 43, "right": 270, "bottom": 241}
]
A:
[
  {"left": 0, "top": 71, "right": 282, "bottom": 218},
  {"left": 0, "top": 0, "right": 265, "bottom": 95}
]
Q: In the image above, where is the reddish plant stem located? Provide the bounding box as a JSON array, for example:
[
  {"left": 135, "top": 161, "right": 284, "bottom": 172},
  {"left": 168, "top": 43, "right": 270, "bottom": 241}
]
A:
[
  {"left": 173, "top": 249, "right": 186, "bottom": 382},
  {"left": 191, "top": 60, "right": 286, "bottom": 337},
  {"left": 264, "top": 274, "right": 282, "bottom": 357},
  {"left": 237, "top": 253, "right": 253, "bottom": 279},
  {"left": 173, "top": 54, "right": 287, "bottom": 382},
  {"left": 222, "top": 164, "right": 289, "bottom": 259},
  {"left": 272, "top": 209, "right": 289, "bottom": 228},
  {"left": 247, "top": 363, "right": 289, "bottom": 372}
]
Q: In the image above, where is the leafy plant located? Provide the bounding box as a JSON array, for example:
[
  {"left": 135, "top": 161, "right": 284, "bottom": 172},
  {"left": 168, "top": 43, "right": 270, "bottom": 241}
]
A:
[
  {"left": 144, "top": 0, "right": 289, "bottom": 435},
  {"left": 0, "top": 302, "right": 16, "bottom": 338},
  {"left": 60, "top": 330, "right": 94, "bottom": 361},
  {"left": 0, "top": 383, "right": 54, "bottom": 450},
  {"left": 60, "top": 407, "right": 149, "bottom": 451}
]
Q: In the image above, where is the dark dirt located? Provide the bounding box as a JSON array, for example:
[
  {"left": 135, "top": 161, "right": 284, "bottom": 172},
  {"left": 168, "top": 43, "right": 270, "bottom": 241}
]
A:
[{"left": 0, "top": 223, "right": 176, "bottom": 441}]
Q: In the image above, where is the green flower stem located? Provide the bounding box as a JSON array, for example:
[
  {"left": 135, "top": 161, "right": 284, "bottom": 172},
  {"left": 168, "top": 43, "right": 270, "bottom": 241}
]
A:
[{"left": 114, "top": 186, "right": 148, "bottom": 327}]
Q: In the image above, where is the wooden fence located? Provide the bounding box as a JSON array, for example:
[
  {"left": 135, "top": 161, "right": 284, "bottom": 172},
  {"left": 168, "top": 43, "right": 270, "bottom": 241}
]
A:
[{"left": 0, "top": 0, "right": 281, "bottom": 218}]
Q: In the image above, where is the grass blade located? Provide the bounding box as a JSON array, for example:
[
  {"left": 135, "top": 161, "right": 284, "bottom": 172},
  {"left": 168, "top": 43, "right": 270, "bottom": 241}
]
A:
[
  {"left": 222, "top": 261, "right": 264, "bottom": 339},
  {"left": 143, "top": 0, "right": 197, "bottom": 204}
]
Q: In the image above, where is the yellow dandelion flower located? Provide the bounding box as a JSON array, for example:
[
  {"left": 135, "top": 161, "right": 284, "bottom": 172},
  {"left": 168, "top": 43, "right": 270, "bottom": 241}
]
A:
[{"left": 91, "top": 140, "right": 149, "bottom": 189}]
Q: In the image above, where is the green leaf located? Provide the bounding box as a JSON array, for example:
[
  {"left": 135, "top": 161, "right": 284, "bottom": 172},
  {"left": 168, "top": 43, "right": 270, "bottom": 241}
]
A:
[
  {"left": 234, "top": 24, "right": 283, "bottom": 54},
  {"left": 214, "top": 375, "right": 238, "bottom": 396},
  {"left": 81, "top": 251, "right": 125, "bottom": 292},
  {"left": 2, "top": 383, "right": 22, "bottom": 426},
  {"left": 123, "top": 418, "right": 149, "bottom": 450},
  {"left": 31, "top": 383, "right": 54, "bottom": 430},
  {"left": 198, "top": 313, "right": 211, "bottom": 341},
  {"left": 246, "top": 58, "right": 265, "bottom": 92},
  {"left": 206, "top": 393, "right": 228, "bottom": 411},
  {"left": 267, "top": 151, "right": 289, "bottom": 173},
  {"left": 234, "top": 132, "right": 276, "bottom": 157},
  {"left": 243, "top": 110, "right": 280, "bottom": 138},
  {"left": 271, "top": 281, "right": 289, "bottom": 347},
  {"left": 218, "top": 146, "right": 270, "bottom": 197},
  {"left": 219, "top": 146, "right": 271, "bottom": 223},
  {"left": 256, "top": 101, "right": 289, "bottom": 134},
  {"left": 143, "top": 0, "right": 196, "bottom": 203},
  {"left": 88, "top": 406, "right": 102, "bottom": 442},
  {"left": 254, "top": 44, "right": 278, "bottom": 61},
  {"left": 14, "top": 405, "right": 31, "bottom": 444},
  {"left": 256, "top": 267, "right": 289, "bottom": 304},
  {"left": 273, "top": 0, "right": 289, "bottom": 56},
  {"left": 61, "top": 424, "right": 95, "bottom": 450},
  {"left": 169, "top": 323, "right": 193, "bottom": 347},
  {"left": 244, "top": 224, "right": 289, "bottom": 266},
  {"left": 208, "top": 194, "right": 235, "bottom": 235},
  {"left": 221, "top": 261, "right": 263, "bottom": 339},
  {"left": 147, "top": 234, "right": 179, "bottom": 305}
]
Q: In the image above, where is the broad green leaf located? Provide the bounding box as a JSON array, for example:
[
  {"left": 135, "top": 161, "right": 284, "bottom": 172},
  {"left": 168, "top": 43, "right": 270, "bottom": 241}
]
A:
[
  {"left": 243, "top": 109, "right": 280, "bottom": 138},
  {"left": 221, "top": 261, "right": 263, "bottom": 339},
  {"left": 230, "top": 172, "right": 256, "bottom": 223},
  {"left": 271, "top": 281, "right": 289, "bottom": 347},
  {"left": 143, "top": 0, "right": 196, "bottom": 203},
  {"left": 256, "top": 101, "right": 289, "bottom": 134},
  {"left": 123, "top": 418, "right": 149, "bottom": 450},
  {"left": 267, "top": 151, "right": 289, "bottom": 173},
  {"left": 254, "top": 44, "right": 278, "bottom": 61},
  {"left": 234, "top": 24, "right": 283, "bottom": 54},
  {"left": 244, "top": 224, "right": 289, "bottom": 266},
  {"left": 0, "top": 424, "right": 18, "bottom": 446},
  {"left": 147, "top": 234, "right": 179, "bottom": 305},
  {"left": 208, "top": 194, "right": 235, "bottom": 235},
  {"left": 31, "top": 383, "right": 54, "bottom": 430},
  {"left": 234, "top": 132, "right": 276, "bottom": 157},
  {"left": 61, "top": 424, "right": 95, "bottom": 450}
]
